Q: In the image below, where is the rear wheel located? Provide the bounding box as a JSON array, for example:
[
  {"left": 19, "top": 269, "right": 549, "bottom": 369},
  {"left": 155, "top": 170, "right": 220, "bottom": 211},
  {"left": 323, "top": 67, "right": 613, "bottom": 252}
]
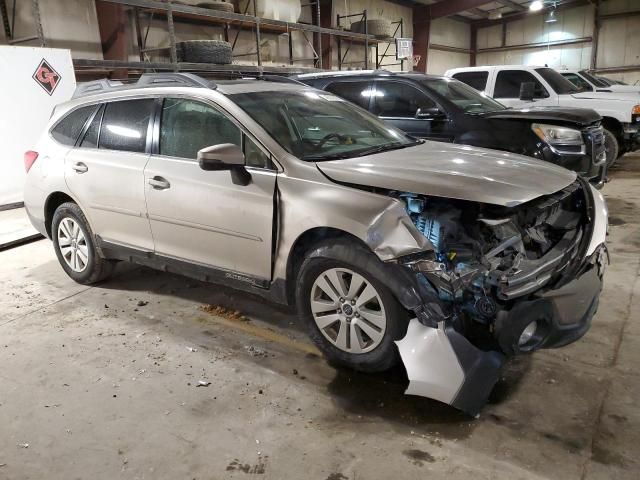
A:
[
  {"left": 603, "top": 128, "right": 620, "bottom": 168},
  {"left": 52, "top": 202, "right": 114, "bottom": 284},
  {"left": 296, "top": 246, "right": 408, "bottom": 372}
]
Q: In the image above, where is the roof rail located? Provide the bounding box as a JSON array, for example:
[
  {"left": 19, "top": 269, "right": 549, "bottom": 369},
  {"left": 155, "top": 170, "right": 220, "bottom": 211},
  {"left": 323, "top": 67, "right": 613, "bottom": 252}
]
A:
[{"left": 73, "top": 73, "right": 216, "bottom": 99}]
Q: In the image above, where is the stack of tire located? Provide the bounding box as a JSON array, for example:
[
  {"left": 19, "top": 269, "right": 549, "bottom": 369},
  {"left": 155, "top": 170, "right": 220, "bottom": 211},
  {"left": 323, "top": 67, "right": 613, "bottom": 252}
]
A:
[
  {"left": 176, "top": 2, "right": 234, "bottom": 64},
  {"left": 350, "top": 19, "right": 392, "bottom": 39}
]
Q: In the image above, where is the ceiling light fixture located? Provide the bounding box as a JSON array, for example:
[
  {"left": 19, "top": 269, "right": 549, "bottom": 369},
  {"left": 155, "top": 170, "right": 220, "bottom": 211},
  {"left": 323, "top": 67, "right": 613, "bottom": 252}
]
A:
[
  {"left": 530, "top": 1, "right": 543, "bottom": 11},
  {"left": 545, "top": 9, "right": 557, "bottom": 22}
]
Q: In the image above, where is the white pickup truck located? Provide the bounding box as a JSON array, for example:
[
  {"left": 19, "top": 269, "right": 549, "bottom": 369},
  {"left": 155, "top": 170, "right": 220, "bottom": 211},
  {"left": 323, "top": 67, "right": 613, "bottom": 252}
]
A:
[{"left": 445, "top": 65, "right": 640, "bottom": 165}]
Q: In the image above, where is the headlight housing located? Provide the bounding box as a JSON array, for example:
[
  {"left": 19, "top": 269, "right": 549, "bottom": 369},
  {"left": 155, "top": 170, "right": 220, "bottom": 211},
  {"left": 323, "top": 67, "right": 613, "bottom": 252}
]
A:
[
  {"left": 632, "top": 104, "right": 640, "bottom": 115},
  {"left": 532, "top": 123, "right": 585, "bottom": 154}
]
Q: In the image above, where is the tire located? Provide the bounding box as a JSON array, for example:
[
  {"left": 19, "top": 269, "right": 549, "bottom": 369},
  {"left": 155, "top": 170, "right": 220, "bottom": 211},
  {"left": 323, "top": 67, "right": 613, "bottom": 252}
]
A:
[
  {"left": 176, "top": 40, "right": 233, "bottom": 65},
  {"left": 197, "top": 1, "right": 235, "bottom": 12},
  {"left": 296, "top": 241, "right": 408, "bottom": 372},
  {"left": 350, "top": 19, "right": 392, "bottom": 38},
  {"left": 603, "top": 128, "right": 620, "bottom": 168},
  {"left": 52, "top": 202, "right": 114, "bottom": 285}
]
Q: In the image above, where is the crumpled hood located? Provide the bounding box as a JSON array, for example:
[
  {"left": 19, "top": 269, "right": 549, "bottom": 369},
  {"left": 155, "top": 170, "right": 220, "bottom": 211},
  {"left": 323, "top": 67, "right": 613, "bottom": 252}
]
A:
[
  {"left": 317, "top": 142, "right": 577, "bottom": 207},
  {"left": 480, "top": 106, "right": 600, "bottom": 125}
]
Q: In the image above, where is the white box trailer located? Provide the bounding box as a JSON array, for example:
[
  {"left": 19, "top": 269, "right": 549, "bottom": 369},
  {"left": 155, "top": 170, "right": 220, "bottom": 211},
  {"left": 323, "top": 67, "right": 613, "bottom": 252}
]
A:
[{"left": 0, "top": 46, "right": 76, "bottom": 207}]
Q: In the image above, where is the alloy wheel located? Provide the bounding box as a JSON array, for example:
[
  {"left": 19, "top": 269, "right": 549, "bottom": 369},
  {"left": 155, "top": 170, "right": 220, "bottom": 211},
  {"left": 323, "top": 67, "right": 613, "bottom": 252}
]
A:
[
  {"left": 310, "top": 268, "right": 387, "bottom": 354},
  {"left": 57, "top": 217, "right": 89, "bottom": 273}
]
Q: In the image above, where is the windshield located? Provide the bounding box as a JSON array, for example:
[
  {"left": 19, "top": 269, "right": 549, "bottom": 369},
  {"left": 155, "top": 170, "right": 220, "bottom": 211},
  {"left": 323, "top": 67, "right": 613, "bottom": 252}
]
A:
[
  {"left": 230, "top": 90, "right": 417, "bottom": 161},
  {"left": 579, "top": 70, "right": 610, "bottom": 87},
  {"left": 419, "top": 77, "right": 507, "bottom": 114},
  {"left": 534, "top": 68, "right": 579, "bottom": 94}
]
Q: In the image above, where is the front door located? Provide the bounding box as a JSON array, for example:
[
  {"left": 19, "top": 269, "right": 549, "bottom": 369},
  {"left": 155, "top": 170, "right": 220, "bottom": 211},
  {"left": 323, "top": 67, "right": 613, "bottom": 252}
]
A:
[
  {"left": 492, "top": 69, "right": 555, "bottom": 108},
  {"left": 144, "top": 97, "right": 276, "bottom": 280},
  {"left": 372, "top": 80, "right": 453, "bottom": 142},
  {"left": 65, "top": 99, "right": 155, "bottom": 251}
]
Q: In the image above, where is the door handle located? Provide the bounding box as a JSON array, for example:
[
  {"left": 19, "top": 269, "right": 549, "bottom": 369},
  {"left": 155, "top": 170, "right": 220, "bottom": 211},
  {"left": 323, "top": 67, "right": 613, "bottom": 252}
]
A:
[
  {"left": 148, "top": 176, "right": 171, "bottom": 190},
  {"left": 71, "top": 162, "right": 88, "bottom": 174}
]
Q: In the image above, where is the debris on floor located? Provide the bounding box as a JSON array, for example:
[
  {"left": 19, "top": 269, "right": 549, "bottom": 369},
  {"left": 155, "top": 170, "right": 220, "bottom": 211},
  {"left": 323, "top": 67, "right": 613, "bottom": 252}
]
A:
[
  {"left": 196, "top": 380, "right": 211, "bottom": 387},
  {"left": 244, "top": 345, "right": 269, "bottom": 358},
  {"left": 201, "top": 304, "right": 249, "bottom": 322},
  {"left": 136, "top": 300, "right": 148, "bottom": 307},
  {"left": 17, "top": 443, "right": 29, "bottom": 449}
]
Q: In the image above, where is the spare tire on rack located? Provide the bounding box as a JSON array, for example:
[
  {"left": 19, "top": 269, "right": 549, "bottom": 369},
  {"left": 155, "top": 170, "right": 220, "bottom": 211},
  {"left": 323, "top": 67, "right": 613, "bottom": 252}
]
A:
[
  {"left": 196, "top": 1, "right": 235, "bottom": 12},
  {"left": 350, "top": 19, "right": 392, "bottom": 38},
  {"left": 176, "top": 40, "right": 233, "bottom": 65}
]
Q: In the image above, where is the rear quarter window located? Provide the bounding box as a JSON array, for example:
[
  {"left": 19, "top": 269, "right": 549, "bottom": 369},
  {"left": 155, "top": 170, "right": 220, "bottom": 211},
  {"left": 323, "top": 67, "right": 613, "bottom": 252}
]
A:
[
  {"left": 50, "top": 105, "right": 98, "bottom": 146},
  {"left": 325, "top": 81, "right": 373, "bottom": 109},
  {"left": 452, "top": 71, "right": 488, "bottom": 91}
]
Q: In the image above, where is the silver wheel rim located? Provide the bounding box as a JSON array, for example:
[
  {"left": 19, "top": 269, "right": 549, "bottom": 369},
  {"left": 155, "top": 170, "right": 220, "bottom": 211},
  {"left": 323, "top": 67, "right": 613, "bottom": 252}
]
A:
[
  {"left": 57, "top": 217, "right": 89, "bottom": 273},
  {"left": 310, "top": 267, "right": 387, "bottom": 354}
]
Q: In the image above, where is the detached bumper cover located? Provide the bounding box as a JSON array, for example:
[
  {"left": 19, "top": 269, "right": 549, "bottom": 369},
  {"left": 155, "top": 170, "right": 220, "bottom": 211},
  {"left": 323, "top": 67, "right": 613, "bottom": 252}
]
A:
[{"left": 396, "top": 320, "right": 504, "bottom": 416}]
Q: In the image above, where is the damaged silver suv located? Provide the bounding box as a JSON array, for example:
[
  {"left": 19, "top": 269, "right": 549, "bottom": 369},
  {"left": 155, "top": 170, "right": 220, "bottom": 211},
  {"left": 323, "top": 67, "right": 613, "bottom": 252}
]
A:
[{"left": 24, "top": 74, "right": 608, "bottom": 414}]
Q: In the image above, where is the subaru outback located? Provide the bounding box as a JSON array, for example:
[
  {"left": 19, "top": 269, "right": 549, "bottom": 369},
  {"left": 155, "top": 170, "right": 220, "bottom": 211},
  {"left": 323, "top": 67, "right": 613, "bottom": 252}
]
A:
[{"left": 24, "top": 74, "right": 608, "bottom": 414}]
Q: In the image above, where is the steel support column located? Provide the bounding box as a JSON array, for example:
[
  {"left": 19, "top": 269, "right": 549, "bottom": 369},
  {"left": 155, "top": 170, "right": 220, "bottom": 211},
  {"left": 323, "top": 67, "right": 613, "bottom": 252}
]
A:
[{"left": 413, "top": 5, "right": 429, "bottom": 72}]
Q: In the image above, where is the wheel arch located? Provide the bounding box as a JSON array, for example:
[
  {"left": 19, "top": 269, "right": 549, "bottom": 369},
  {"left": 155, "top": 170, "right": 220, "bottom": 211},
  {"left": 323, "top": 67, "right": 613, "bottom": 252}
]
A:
[
  {"left": 601, "top": 116, "right": 623, "bottom": 140},
  {"left": 284, "top": 227, "right": 371, "bottom": 305}
]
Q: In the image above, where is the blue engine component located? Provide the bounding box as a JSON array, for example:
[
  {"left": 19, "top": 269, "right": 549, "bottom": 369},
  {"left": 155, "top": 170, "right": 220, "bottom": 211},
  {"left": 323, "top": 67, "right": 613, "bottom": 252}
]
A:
[{"left": 414, "top": 216, "right": 443, "bottom": 253}]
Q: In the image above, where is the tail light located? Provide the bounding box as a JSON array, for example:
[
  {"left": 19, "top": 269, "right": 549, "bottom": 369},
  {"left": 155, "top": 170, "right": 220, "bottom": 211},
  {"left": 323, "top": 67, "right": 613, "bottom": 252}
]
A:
[{"left": 24, "top": 151, "right": 39, "bottom": 172}]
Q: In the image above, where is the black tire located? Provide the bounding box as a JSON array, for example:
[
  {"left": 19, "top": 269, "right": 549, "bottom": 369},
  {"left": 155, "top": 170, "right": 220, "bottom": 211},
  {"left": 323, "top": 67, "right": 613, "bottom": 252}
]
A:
[
  {"left": 176, "top": 40, "right": 233, "bottom": 65},
  {"left": 603, "top": 128, "right": 620, "bottom": 168},
  {"left": 197, "top": 1, "right": 235, "bottom": 12},
  {"left": 296, "top": 240, "right": 408, "bottom": 373},
  {"left": 52, "top": 202, "right": 114, "bottom": 285},
  {"left": 350, "top": 19, "right": 392, "bottom": 38}
]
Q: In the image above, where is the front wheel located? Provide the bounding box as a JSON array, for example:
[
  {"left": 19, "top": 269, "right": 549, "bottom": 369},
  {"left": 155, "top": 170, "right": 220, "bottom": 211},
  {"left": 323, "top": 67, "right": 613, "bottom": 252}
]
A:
[
  {"left": 52, "top": 202, "right": 114, "bottom": 284},
  {"left": 603, "top": 128, "right": 620, "bottom": 168},
  {"left": 296, "top": 249, "right": 408, "bottom": 372}
]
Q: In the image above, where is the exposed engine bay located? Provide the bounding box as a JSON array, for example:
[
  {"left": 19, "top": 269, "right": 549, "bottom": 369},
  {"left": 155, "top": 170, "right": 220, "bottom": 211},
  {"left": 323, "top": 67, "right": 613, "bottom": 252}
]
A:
[{"left": 393, "top": 180, "right": 590, "bottom": 355}]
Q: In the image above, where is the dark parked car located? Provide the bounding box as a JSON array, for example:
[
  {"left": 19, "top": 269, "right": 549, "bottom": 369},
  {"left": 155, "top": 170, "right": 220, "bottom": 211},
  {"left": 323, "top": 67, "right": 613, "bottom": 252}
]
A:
[{"left": 298, "top": 71, "right": 607, "bottom": 187}]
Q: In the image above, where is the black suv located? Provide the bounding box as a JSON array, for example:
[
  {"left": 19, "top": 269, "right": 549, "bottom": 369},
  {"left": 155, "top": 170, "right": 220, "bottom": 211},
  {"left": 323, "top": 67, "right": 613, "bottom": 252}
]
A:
[{"left": 298, "top": 71, "right": 607, "bottom": 187}]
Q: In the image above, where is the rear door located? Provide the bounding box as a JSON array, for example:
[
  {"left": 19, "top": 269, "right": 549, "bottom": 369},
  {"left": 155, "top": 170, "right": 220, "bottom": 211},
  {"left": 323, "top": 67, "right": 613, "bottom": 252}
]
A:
[
  {"left": 143, "top": 97, "right": 276, "bottom": 280},
  {"left": 372, "top": 80, "right": 453, "bottom": 141},
  {"left": 65, "top": 98, "right": 155, "bottom": 250}
]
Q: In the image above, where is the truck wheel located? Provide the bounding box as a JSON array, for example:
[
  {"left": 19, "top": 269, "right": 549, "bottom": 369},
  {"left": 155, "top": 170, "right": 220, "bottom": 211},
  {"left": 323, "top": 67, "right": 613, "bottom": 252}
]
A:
[
  {"left": 296, "top": 243, "right": 408, "bottom": 372},
  {"left": 176, "top": 40, "right": 233, "bottom": 65},
  {"left": 52, "top": 202, "right": 114, "bottom": 285},
  {"left": 603, "top": 128, "right": 619, "bottom": 168}
]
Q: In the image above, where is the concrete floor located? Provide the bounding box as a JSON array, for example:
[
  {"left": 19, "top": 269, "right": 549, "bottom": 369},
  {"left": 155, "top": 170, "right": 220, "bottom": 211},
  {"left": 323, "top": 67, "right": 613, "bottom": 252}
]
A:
[
  {"left": 0, "top": 207, "right": 40, "bottom": 250},
  {"left": 0, "top": 155, "right": 639, "bottom": 480}
]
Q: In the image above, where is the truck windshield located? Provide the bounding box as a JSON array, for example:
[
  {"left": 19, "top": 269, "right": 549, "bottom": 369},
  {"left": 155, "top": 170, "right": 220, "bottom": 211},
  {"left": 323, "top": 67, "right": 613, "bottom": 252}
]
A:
[
  {"left": 579, "top": 70, "right": 611, "bottom": 87},
  {"left": 535, "top": 68, "right": 579, "bottom": 94},
  {"left": 231, "top": 90, "right": 418, "bottom": 161},
  {"left": 419, "top": 77, "right": 507, "bottom": 114}
]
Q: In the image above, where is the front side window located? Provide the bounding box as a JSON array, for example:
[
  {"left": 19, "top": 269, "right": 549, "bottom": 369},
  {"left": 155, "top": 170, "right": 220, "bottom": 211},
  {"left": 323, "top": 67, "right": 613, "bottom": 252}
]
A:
[
  {"left": 99, "top": 99, "right": 154, "bottom": 153},
  {"left": 420, "top": 77, "right": 506, "bottom": 114},
  {"left": 579, "top": 70, "right": 611, "bottom": 88},
  {"left": 160, "top": 98, "right": 241, "bottom": 160},
  {"left": 561, "top": 73, "right": 593, "bottom": 92},
  {"left": 325, "top": 81, "right": 373, "bottom": 109},
  {"left": 51, "top": 104, "right": 98, "bottom": 146},
  {"left": 452, "top": 71, "right": 489, "bottom": 92},
  {"left": 494, "top": 70, "right": 549, "bottom": 99},
  {"left": 230, "top": 90, "right": 416, "bottom": 162},
  {"left": 372, "top": 81, "right": 436, "bottom": 117}
]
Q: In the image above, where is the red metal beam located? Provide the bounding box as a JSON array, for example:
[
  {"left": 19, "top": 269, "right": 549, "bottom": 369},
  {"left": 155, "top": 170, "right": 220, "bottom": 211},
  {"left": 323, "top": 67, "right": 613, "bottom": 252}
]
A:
[
  {"left": 319, "top": 0, "right": 332, "bottom": 69},
  {"left": 413, "top": 5, "right": 430, "bottom": 72},
  {"left": 95, "top": 0, "right": 131, "bottom": 78}
]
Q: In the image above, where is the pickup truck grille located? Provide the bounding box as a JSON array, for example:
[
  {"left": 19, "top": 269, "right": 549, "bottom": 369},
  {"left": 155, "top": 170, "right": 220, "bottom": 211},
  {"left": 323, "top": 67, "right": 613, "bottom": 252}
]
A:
[{"left": 584, "top": 125, "right": 606, "bottom": 165}]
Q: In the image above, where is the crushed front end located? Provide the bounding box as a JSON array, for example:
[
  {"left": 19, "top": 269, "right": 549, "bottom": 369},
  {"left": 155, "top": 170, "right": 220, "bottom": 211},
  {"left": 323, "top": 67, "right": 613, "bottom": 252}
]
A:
[{"left": 391, "top": 179, "right": 608, "bottom": 415}]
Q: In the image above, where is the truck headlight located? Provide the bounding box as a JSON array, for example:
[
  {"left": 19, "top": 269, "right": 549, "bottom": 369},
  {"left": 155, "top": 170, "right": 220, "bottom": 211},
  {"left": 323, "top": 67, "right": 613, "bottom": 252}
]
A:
[
  {"left": 532, "top": 123, "right": 585, "bottom": 155},
  {"left": 632, "top": 104, "right": 640, "bottom": 115}
]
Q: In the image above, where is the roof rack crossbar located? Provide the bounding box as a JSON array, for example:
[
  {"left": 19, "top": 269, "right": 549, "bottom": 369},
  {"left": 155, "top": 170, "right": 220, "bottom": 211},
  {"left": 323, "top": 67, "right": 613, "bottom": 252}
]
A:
[{"left": 73, "top": 72, "right": 215, "bottom": 99}]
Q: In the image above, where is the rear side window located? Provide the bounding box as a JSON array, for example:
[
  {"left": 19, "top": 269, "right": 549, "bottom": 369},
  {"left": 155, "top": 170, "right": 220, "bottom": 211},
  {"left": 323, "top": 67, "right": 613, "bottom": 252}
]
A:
[
  {"left": 99, "top": 99, "right": 154, "bottom": 153},
  {"left": 325, "top": 81, "right": 373, "bottom": 109},
  {"left": 452, "top": 71, "right": 488, "bottom": 91},
  {"left": 562, "top": 73, "right": 593, "bottom": 92},
  {"left": 494, "top": 70, "right": 548, "bottom": 99},
  {"left": 50, "top": 105, "right": 98, "bottom": 146},
  {"left": 372, "top": 81, "right": 436, "bottom": 117}
]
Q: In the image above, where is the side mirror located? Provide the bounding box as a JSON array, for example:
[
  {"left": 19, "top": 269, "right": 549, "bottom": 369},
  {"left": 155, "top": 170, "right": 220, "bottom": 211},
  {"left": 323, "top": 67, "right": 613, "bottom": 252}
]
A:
[
  {"left": 519, "top": 82, "right": 535, "bottom": 101},
  {"left": 197, "top": 143, "right": 251, "bottom": 186},
  {"left": 416, "top": 107, "right": 446, "bottom": 120}
]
